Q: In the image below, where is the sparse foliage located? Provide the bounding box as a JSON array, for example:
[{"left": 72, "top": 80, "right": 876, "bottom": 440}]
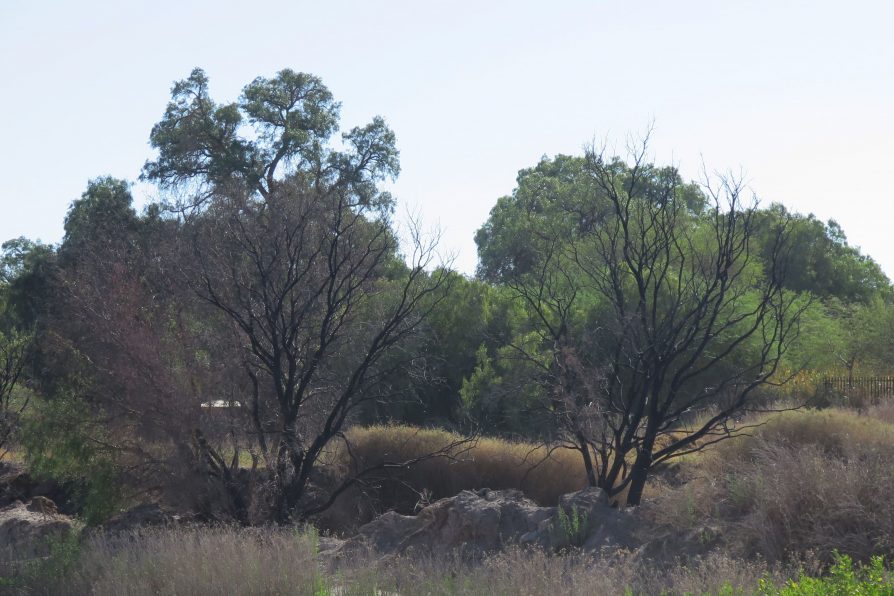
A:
[
  {"left": 143, "top": 68, "right": 453, "bottom": 520},
  {"left": 0, "top": 328, "right": 31, "bottom": 459},
  {"left": 476, "top": 134, "right": 809, "bottom": 504}
]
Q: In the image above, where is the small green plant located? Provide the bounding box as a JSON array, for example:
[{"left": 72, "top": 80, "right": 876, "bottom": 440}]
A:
[
  {"left": 759, "top": 552, "right": 894, "bottom": 595},
  {"left": 313, "top": 577, "right": 332, "bottom": 596},
  {"left": 714, "top": 581, "right": 744, "bottom": 595},
  {"left": 555, "top": 504, "right": 589, "bottom": 548},
  {"left": 302, "top": 524, "right": 321, "bottom": 556}
]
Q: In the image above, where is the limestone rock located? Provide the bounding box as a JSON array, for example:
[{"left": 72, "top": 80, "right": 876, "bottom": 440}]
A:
[
  {"left": 0, "top": 462, "right": 66, "bottom": 510},
  {"left": 0, "top": 498, "right": 75, "bottom": 562},
  {"left": 337, "top": 487, "right": 637, "bottom": 558},
  {"left": 26, "top": 495, "right": 58, "bottom": 515}
]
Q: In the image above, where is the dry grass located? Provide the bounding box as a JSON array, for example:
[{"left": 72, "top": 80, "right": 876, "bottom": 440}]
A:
[
  {"left": 646, "top": 408, "right": 894, "bottom": 564},
  {"left": 0, "top": 447, "right": 23, "bottom": 464},
  {"left": 327, "top": 425, "right": 587, "bottom": 513},
  {"left": 864, "top": 400, "right": 894, "bottom": 426},
  {"left": 315, "top": 425, "right": 587, "bottom": 533},
  {"left": 11, "top": 526, "right": 327, "bottom": 596},
  {"left": 378, "top": 547, "right": 783, "bottom": 596},
  {"left": 12, "top": 409, "right": 894, "bottom": 593},
  {"left": 5, "top": 525, "right": 787, "bottom": 596},
  {"left": 11, "top": 407, "right": 894, "bottom": 593}
]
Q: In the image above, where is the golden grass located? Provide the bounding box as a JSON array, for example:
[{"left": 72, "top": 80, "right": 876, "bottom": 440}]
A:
[
  {"left": 0, "top": 447, "right": 23, "bottom": 464},
  {"left": 330, "top": 424, "right": 587, "bottom": 511}
]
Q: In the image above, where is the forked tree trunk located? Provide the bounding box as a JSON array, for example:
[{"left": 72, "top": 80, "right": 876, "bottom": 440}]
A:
[{"left": 577, "top": 433, "right": 598, "bottom": 487}]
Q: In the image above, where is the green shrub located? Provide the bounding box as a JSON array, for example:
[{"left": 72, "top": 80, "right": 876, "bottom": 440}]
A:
[
  {"left": 761, "top": 553, "right": 894, "bottom": 595},
  {"left": 20, "top": 394, "right": 124, "bottom": 525},
  {"left": 1, "top": 532, "right": 84, "bottom": 595}
]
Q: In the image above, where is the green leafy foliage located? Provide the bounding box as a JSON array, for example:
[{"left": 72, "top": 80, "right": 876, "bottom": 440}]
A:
[
  {"left": 61, "top": 177, "right": 138, "bottom": 252},
  {"left": 555, "top": 504, "right": 590, "bottom": 549},
  {"left": 761, "top": 554, "right": 894, "bottom": 596},
  {"left": 20, "top": 393, "right": 124, "bottom": 525},
  {"left": 0, "top": 237, "right": 55, "bottom": 330},
  {"left": 475, "top": 154, "right": 705, "bottom": 284},
  {"left": 755, "top": 205, "right": 891, "bottom": 305},
  {"left": 0, "top": 327, "right": 32, "bottom": 457},
  {"left": 142, "top": 67, "right": 399, "bottom": 210}
]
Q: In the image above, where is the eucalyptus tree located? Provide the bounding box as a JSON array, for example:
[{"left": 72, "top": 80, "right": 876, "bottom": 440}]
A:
[{"left": 143, "top": 68, "right": 452, "bottom": 520}]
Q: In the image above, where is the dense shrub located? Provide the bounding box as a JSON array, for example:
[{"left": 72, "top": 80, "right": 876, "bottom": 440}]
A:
[{"left": 19, "top": 395, "right": 125, "bottom": 525}]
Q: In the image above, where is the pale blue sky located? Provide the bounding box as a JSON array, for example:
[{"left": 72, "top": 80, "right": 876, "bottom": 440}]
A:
[{"left": 2, "top": 1, "right": 892, "bottom": 275}]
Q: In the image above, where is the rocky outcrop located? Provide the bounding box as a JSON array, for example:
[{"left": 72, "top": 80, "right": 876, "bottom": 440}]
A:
[
  {"left": 335, "top": 487, "right": 641, "bottom": 558},
  {"left": 553, "top": 487, "right": 640, "bottom": 551},
  {"left": 0, "top": 498, "right": 76, "bottom": 563},
  {"left": 347, "top": 489, "right": 551, "bottom": 555},
  {"left": 0, "top": 462, "right": 68, "bottom": 511}
]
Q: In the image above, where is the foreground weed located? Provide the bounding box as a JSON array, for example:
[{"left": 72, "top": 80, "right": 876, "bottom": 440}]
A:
[
  {"left": 760, "top": 553, "right": 894, "bottom": 595},
  {"left": 556, "top": 504, "right": 589, "bottom": 548}
]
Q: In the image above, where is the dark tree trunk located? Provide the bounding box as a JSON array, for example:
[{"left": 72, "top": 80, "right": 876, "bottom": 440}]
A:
[
  {"left": 624, "top": 448, "right": 653, "bottom": 506},
  {"left": 577, "top": 433, "right": 598, "bottom": 487}
]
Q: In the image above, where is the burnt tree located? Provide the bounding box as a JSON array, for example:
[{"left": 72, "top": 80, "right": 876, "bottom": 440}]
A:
[
  {"left": 189, "top": 182, "right": 449, "bottom": 519},
  {"left": 506, "top": 137, "right": 806, "bottom": 506},
  {"left": 144, "top": 68, "right": 452, "bottom": 520}
]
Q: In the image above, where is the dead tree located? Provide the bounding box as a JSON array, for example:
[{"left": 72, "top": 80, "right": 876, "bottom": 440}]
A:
[
  {"left": 508, "top": 137, "right": 807, "bottom": 505},
  {"left": 188, "top": 180, "right": 451, "bottom": 520},
  {"left": 141, "top": 68, "right": 455, "bottom": 520}
]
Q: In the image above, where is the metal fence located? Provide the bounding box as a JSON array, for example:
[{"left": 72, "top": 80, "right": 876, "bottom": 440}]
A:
[{"left": 822, "top": 376, "right": 894, "bottom": 398}]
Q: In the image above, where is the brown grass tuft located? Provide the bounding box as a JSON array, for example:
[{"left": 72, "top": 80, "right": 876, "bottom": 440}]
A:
[{"left": 646, "top": 408, "right": 894, "bottom": 564}]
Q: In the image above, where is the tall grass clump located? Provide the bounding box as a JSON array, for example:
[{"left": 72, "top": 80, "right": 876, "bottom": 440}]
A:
[
  {"left": 648, "top": 408, "right": 894, "bottom": 564},
  {"left": 10, "top": 526, "right": 329, "bottom": 596},
  {"left": 865, "top": 400, "right": 894, "bottom": 426},
  {"left": 322, "top": 424, "right": 587, "bottom": 526}
]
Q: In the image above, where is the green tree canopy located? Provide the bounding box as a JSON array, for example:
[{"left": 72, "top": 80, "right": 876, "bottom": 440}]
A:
[
  {"left": 142, "top": 67, "right": 399, "bottom": 210},
  {"left": 62, "top": 177, "right": 138, "bottom": 254},
  {"left": 754, "top": 204, "right": 890, "bottom": 304},
  {"left": 475, "top": 154, "right": 705, "bottom": 283}
]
